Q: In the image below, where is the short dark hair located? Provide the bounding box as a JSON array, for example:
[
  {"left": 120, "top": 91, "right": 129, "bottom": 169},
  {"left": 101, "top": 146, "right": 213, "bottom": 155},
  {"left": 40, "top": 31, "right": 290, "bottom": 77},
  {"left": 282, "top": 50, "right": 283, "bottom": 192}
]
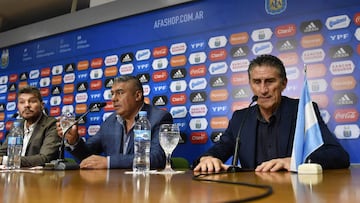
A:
[
  {"left": 248, "top": 54, "right": 287, "bottom": 82},
  {"left": 113, "top": 75, "right": 144, "bottom": 100},
  {"left": 18, "top": 86, "right": 43, "bottom": 102}
]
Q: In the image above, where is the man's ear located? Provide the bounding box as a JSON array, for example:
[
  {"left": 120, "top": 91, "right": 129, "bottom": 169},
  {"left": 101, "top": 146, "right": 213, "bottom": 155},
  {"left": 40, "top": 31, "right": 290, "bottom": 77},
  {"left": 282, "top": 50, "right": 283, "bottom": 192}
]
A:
[
  {"left": 281, "top": 78, "right": 288, "bottom": 91},
  {"left": 135, "top": 90, "right": 143, "bottom": 101},
  {"left": 41, "top": 101, "right": 45, "bottom": 110}
]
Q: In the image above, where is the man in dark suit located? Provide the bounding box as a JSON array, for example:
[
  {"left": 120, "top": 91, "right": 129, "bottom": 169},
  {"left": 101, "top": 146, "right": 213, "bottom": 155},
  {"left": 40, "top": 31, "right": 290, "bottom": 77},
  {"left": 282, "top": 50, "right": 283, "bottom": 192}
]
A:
[
  {"left": 193, "top": 54, "right": 350, "bottom": 172},
  {"left": 0, "top": 86, "right": 61, "bottom": 167},
  {"left": 57, "top": 75, "right": 173, "bottom": 169}
]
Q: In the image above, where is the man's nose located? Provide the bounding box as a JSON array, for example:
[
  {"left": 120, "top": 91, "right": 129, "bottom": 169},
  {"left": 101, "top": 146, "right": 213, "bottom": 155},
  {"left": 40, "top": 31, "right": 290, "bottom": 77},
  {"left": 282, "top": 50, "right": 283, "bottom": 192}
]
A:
[{"left": 259, "top": 83, "right": 269, "bottom": 94}]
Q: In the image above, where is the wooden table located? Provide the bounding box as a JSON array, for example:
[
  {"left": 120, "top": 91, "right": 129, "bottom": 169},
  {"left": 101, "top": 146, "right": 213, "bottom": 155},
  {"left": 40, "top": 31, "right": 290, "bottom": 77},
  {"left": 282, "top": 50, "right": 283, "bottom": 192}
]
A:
[{"left": 1, "top": 166, "right": 359, "bottom": 203}]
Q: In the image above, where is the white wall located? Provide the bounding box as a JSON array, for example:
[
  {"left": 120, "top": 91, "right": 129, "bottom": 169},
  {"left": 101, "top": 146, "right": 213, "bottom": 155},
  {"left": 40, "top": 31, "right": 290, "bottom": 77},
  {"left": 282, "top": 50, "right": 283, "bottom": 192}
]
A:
[{"left": 0, "top": 0, "right": 194, "bottom": 48}]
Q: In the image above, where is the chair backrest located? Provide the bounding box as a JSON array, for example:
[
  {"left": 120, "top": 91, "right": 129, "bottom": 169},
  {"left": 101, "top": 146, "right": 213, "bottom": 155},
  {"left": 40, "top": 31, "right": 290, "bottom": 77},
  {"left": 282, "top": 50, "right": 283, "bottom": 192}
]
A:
[{"left": 171, "top": 157, "right": 190, "bottom": 169}]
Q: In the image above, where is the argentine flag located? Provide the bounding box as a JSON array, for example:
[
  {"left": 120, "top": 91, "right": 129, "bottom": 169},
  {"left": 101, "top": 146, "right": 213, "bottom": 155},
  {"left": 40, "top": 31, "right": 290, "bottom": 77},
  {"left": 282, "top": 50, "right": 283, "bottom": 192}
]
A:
[{"left": 290, "top": 77, "right": 324, "bottom": 172}]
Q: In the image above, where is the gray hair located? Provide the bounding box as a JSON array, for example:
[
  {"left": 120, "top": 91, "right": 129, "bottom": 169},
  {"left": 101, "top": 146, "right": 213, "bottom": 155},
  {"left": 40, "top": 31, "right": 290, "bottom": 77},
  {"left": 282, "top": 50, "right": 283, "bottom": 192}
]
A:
[{"left": 248, "top": 54, "right": 287, "bottom": 82}]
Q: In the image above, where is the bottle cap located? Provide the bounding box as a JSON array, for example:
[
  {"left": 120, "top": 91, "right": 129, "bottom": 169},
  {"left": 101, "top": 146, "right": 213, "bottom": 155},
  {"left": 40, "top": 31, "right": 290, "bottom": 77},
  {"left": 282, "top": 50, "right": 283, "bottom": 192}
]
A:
[
  {"left": 139, "top": 111, "right": 147, "bottom": 117},
  {"left": 13, "top": 121, "right": 21, "bottom": 127}
]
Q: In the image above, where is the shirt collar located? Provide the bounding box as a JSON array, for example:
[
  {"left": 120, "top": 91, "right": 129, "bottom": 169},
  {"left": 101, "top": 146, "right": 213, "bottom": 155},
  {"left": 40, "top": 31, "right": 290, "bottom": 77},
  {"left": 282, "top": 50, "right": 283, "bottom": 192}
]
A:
[
  {"left": 24, "top": 113, "right": 42, "bottom": 133},
  {"left": 115, "top": 104, "right": 144, "bottom": 125},
  {"left": 256, "top": 104, "right": 281, "bottom": 124}
]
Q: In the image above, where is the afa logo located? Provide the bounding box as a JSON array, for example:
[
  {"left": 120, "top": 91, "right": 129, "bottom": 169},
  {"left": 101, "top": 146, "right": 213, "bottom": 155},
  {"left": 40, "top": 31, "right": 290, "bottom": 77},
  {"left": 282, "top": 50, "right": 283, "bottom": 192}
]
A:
[
  {"left": 265, "top": 0, "right": 287, "bottom": 15},
  {"left": 1, "top": 49, "right": 9, "bottom": 69}
]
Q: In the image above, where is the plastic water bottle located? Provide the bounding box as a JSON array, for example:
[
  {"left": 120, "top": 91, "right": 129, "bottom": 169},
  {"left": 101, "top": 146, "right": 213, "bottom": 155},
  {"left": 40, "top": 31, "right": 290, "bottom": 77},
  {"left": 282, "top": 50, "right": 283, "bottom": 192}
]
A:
[
  {"left": 7, "top": 120, "right": 23, "bottom": 169},
  {"left": 133, "top": 111, "right": 151, "bottom": 173}
]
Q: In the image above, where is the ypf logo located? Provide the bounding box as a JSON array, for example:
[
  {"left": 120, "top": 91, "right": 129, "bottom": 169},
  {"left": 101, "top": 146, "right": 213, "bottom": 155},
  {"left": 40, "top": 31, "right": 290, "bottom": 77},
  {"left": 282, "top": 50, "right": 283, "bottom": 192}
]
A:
[{"left": 210, "top": 104, "right": 228, "bottom": 116}]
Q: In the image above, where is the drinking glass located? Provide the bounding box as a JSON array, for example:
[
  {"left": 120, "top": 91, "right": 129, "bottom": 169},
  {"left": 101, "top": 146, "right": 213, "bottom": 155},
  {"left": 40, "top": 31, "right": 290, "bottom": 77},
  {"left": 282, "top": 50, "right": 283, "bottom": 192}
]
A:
[
  {"left": 158, "top": 124, "right": 181, "bottom": 174},
  {"left": 60, "top": 111, "right": 75, "bottom": 135}
]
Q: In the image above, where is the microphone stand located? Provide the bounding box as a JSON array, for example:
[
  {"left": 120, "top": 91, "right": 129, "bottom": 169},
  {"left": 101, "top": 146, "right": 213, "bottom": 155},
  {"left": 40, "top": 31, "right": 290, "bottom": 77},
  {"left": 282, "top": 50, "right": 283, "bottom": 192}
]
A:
[
  {"left": 227, "top": 96, "right": 258, "bottom": 173},
  {"left": 48, "top": 103, "right": 106, "bottom": 170}
]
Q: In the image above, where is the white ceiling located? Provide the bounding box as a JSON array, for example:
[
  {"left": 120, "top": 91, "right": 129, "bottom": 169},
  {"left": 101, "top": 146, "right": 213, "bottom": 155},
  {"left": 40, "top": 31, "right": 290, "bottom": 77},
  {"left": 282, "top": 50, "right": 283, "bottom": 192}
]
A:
[{"left": 0, "top": 0, "right": 90, "bottom": 32}]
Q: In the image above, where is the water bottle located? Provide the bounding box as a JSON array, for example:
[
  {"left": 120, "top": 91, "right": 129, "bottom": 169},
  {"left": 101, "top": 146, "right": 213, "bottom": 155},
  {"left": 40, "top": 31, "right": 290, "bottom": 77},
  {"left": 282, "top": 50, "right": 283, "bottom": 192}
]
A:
[
  {"left": 7, "top": 120, "right": 23, "bottom": 169},
  {"left": 133, "top": 111, "right": 151, "bottom": 173}
]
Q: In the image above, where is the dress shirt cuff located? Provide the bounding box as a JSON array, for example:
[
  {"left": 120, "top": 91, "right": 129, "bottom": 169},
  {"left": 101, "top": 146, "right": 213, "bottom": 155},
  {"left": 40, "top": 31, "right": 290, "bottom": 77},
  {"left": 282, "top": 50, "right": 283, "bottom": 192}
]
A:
[{"left": 64, "top": 138, "right": 80, "bottom": 151}]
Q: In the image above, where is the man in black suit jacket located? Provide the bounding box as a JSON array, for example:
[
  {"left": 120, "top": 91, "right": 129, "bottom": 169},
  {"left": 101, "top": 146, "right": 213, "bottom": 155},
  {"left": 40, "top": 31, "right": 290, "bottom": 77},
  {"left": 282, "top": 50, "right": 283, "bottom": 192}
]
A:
[
  {"left": 0, "top": 86, "right": 61, "bottom": 167},
  {"left": 193, "top": 55, "right": 349, "bottom": 172}
]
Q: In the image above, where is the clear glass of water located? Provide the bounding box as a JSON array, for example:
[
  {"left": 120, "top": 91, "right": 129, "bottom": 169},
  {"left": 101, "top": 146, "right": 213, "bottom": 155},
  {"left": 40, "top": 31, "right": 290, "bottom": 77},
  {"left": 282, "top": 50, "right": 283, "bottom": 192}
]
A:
[
  {"left": 158, "top": 124, "right": 180, "bottom": 174},
  {"left": 60, "top": 111, "right": 75, "bottom": 135}
]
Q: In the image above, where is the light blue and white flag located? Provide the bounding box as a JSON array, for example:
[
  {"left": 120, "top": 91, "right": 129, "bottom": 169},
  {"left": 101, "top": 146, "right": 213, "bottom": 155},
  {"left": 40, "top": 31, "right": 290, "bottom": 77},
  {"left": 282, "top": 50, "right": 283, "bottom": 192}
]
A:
[{"left": 290, "top": 75, "right": 324, "bottom": 172}]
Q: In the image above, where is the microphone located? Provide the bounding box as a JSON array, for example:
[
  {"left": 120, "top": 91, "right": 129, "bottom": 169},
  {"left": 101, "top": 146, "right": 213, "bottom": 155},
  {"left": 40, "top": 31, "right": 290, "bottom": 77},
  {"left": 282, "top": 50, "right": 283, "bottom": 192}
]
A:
[
  {"left": 62, "top": 102, "right": 106, "bottom": 136},
  {"left": 227, "top": 95, "right": 258, "bottom": 173},
  {"left": 48, "top": 102, "right": 107, "bottom": 170},
  {"left": 11, "top": 112, "right": 19, "bottom": 118}
]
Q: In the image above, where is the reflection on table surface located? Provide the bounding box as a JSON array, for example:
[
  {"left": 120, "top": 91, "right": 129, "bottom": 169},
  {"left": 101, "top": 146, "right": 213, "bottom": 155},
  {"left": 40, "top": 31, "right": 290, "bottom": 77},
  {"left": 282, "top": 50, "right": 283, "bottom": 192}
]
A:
[{"left": 1, "top": 166, "right": 360, "bottom": 203}]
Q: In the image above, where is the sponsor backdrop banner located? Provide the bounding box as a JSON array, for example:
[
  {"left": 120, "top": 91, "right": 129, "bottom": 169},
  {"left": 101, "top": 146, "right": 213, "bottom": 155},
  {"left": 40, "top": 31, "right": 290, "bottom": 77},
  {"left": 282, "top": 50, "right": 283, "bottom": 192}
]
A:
[{"left": 1, "top": 0, "right": 359, "bottom": 164}]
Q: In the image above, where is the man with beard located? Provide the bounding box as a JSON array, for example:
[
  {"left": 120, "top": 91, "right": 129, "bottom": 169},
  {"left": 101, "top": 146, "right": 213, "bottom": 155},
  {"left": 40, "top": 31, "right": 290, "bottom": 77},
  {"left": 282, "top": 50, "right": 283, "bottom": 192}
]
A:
[{"left": 0, "top": 86, "right": 61, "bottom": 167}]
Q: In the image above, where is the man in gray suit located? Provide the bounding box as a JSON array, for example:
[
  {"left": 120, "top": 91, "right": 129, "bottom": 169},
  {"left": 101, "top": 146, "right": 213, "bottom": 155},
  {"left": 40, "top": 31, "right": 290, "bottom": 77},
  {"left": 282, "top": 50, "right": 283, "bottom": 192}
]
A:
[{"left": 0, "top": 86, "right": 61, "bottom": 167}]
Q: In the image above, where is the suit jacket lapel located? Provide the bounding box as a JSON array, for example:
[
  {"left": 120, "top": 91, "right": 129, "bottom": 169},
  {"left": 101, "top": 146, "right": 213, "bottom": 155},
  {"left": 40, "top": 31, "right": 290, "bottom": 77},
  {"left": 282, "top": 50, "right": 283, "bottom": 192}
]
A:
[
  {"left": 24, "top": 114, "right": 45, "bottom": 155},
  {"left": 277, "top": 97, "right": 296, "bottom": 156}
]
